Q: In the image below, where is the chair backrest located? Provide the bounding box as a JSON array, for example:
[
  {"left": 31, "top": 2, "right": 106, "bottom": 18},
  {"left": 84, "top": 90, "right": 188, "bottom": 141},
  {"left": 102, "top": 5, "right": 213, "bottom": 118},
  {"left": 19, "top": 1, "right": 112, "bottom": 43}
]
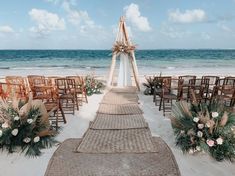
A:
[
  {"left": 154, "top": 76, "right": 172, "bottom": 89},
  {"left": 5, "top": 76, "right": 27, "bottom": 99},
  {"left": 47, "top": 76, "right": 62, "bottom": 86},
  {"left": 27, "top": 75, "right": 46, "bottom": 88},
  {"left": 167, "top": 78, "right": 184, "bottom": 99},
  {"left": 202, "top": 76, "right": 219, "bottom": 86},
  {"left": 179, "top": 75, "right": 196, "bottom": 85},
  {"left": 66, "top": 76, "right": 83, "bottom": 88},
  {"left": 223, "top": 77, "right": 235, "bottom": 87},
  {"left": 55, "top": 78, "right": 67, "bottom": 95}
]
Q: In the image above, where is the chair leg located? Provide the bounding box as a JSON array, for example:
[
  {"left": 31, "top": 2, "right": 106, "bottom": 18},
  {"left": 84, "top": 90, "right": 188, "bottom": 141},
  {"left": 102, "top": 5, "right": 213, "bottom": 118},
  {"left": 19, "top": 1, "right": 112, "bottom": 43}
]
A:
[
  {"left": 75, "top": 94, "right": 79, "bottom": 110},
  {"left": 84, "top": 92, "right": 88, "bottom": 103},
  {"left": 163, "top": 98, "right": 165, "bottom": 116},
  {"left": 159, "top": 97, "right": 162, "bottom": 111},
  {"left": 59, "top": 101, "right": 66, "bottom": 123}
]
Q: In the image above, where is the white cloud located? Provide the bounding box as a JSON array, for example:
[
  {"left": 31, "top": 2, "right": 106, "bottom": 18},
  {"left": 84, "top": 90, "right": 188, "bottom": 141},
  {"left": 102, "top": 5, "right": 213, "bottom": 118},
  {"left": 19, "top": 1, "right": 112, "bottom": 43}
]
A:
[
  {"left": 168, "top": 9, "right": 207, "bottom": 24},
  {"left": 124, "top": 3, "right": 151, "bottom": 32},
  {"left": 62, "top": 1, "right": 94, "bottom": 28},
  {"left": 0, "top": 25, "right": 14, "bottom": 33},
  {"left": 218, "top": 23, "right": 232, "bottom": 32},
  {"left": 29, "top": 8, "right": 65, "bottom": 36}
]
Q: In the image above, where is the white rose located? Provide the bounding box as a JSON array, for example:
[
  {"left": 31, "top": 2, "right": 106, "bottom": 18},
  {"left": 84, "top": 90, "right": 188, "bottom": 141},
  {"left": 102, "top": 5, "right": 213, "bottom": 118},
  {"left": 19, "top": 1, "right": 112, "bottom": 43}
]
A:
[
  {"left": 2, "top": 122, "right": 9, "bottom": 128},
  {"left": 193, "top": 117, "right": 199, "bottom": 123},
  {"left": 14, "top": 116, "right": 20, "bottom": 121},
  {"left": 197, "top": 131, "right": 203, "bottom": 138},
  {"left": 33, "top": 136, "right": 40, "bottom": 143},
  {"left": 0, "top": 130, "right": 2, "bottom": 137},
  {"left": 11, "top": 129, "right": 18, "bottom": 136},
  {"left": 196, "top": 146, "right": 201, "bottom": 151},
  {"left": 212, "top": 112, "right": 219, "bottom": 118},
  {"left": 198, "top": 124, "right": 204, "bottom": 129},
  {"left": 23, "top": 137, "right": 31, "bottom": 143},
  {"left": 189, "top": 149, "right": 194, "bottom": 154},
  {"left": 27, "top": 119, "right": 33, "bottom": 124},
  {"left": 216, "top": 137, "right": 223, "bottom": 145},
  {"left": 180, "top": 130, "right": 185, "bottom": 134}
]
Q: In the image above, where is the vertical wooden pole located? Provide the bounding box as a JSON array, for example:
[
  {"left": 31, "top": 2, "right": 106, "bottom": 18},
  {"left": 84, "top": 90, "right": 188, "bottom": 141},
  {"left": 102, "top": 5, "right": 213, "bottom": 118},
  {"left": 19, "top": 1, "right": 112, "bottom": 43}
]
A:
[
  {"left": 107, "top": 53, "right": 117, "bottom": 87},
  {"left": 130, "top": 51, "right": 140, "bottom": 91}
]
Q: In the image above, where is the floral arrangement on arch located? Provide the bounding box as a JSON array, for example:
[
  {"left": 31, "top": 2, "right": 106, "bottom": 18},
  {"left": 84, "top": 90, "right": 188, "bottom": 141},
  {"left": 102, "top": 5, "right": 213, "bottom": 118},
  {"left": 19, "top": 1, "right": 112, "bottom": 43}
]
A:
[
  {"left": 0, "top": 96, "right": 57, "bottom": 157},
  {"left": 84, "top": 75, "right": 104, "bottom": 96},
  {"left": 171, "top": 100, "right": 235, "bottom": 161},
  {"left": 112, "top": 41, "right": 136, "bottom": 55}
]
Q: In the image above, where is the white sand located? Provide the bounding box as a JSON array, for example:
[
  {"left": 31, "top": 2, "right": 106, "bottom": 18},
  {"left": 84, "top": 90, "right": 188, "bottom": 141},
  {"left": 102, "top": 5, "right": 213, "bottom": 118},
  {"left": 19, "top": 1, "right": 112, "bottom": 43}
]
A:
[
  {"left": 0, "top": 93, "right": 104, "bottom": 176},
  {"left": 0, "top": 78, "right": 235, "bottom": 176},
  {"left": 138, "top": 83, "right": 235, "bottom": 176}
]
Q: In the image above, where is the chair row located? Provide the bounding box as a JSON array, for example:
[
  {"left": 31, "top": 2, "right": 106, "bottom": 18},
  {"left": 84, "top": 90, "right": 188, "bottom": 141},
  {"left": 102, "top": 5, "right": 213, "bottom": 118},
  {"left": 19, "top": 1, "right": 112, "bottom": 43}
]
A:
[
  {"left": 0, "top": 75, "right": 88, "bottom": 130},
  {"left": 149, "top": 75, "right": 235, "bottom": 116}
]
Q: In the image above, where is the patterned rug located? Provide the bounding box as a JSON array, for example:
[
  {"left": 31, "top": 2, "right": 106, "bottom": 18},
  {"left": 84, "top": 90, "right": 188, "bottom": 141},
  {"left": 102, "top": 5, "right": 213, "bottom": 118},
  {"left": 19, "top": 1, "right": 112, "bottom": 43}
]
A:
[
  {"left": 90, "top": 114, "right": 148, "bottom": 130},
  {"left": 44, "top": 138, "right": 181, "bottom": 176}
]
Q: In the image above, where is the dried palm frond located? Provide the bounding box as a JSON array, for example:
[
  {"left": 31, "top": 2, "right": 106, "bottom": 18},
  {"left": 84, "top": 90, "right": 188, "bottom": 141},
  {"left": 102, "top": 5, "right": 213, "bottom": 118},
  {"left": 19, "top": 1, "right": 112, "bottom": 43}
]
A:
[
  {"left": 38, "top": 130, "right": 55, "bottom": 137},
  {"left": 220, "top": 111, "right": 228, "bottom": 127},
  {"left": 112, "top": 41, "right": 136, "bottom": 55},
  {"left": 209, "top": 120, "right": 215, "bottom": 134}
]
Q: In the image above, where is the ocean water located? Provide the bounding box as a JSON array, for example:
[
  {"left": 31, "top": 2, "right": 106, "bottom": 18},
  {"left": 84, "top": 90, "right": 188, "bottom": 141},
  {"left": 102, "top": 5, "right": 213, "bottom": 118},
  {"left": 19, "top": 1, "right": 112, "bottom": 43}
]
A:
[{"left": 0, "top": 50, "right": 235, "bottom": 77}]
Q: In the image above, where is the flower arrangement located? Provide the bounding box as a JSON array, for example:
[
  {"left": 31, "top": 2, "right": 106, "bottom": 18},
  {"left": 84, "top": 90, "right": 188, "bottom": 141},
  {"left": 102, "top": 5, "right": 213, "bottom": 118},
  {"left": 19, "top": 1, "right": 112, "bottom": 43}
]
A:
[
  {"left": 171, "top": 100, "right": 235, "bottom": 161},
  {"left": 0, "top": 97, "right": 57, "bottom": 157},
  {"left": 84, "top": 75, "right": 104, "bottom": 96},
  {"left": 112, "top": 41, "right": 135, "bottom": 55},
  {"left": 143, "top": 73, "right": 162, "bottom": 95}
]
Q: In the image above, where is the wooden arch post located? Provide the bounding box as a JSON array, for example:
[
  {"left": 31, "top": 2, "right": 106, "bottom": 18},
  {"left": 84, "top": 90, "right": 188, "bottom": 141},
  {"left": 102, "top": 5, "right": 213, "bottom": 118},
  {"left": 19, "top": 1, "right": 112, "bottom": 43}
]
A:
[{"left": 107, "top": 16, "right": 140, "bottom": 91}]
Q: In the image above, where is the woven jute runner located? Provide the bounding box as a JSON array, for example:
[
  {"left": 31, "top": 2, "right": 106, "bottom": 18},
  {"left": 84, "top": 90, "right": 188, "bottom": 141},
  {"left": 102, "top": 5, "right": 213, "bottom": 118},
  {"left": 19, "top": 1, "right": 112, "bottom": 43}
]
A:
[
  {"left": 45, "top": 88, "right": 181, "bottom": 175},
  {"left": 110, "top": 87, "right": 137, "bottom": 93},
  {"left": 44, "top": 138, "right": 181, "bottom": 176},
  {"left": 90, "top": 114, "right": 148, "bottom": 130},
  {"left": 76, "top": 128, "right": 157, "bottom": 153},
  {"left": 97, "top": 104, "right": 143, "bottom": 115}
]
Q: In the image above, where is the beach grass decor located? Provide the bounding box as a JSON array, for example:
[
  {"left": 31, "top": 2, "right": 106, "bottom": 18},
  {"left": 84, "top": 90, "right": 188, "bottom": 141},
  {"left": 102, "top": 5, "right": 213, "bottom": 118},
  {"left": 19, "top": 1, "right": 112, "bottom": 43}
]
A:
[
  {"left": 171, "top": 100, "right": 235, "bottom": 161},
  {"left": 0, "top": 97, "right": 57, "bottom": 157},
  {"left": 85, "top": 75, "right": 104, "bottom": 96},
  {"left": 143, "top": 74, "right": 162, "bottom": 95}
]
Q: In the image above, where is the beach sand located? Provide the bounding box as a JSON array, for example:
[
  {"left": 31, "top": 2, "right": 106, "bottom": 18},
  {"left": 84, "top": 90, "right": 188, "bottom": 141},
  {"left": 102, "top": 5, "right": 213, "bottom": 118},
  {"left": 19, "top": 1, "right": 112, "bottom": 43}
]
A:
[{"left": 0, "top": 76, "right": 235, "bottom": 176}]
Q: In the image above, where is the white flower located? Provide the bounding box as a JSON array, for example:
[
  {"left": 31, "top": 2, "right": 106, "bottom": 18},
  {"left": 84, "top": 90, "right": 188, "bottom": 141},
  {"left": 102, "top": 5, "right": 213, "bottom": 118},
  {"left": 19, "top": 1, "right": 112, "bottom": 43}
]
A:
[
  {"left": 14, "top": 116, "right": 20, "bottom": 121},
  {"left": 0, "top": 130, "right": 2, "bottom": 137},
  {"left": 23, "top": 137, "right": 31, "bottom": 143},
  {"left": 205, "top": 122, "right": 210, "bottom": 128},
  {"left": 2, "top": 122, "right": 9, "bottom": 128},
  {"left": 189, "top": 149, "right": 194, "bottom": 154},
  {"left": 180, "top": 130, "right": 185, "bottom": 134},
  {"left": 193, "top": 117, "right": 199, "bottom": 123},
  {"left": 11, "top": 129, "right": 18, "bottom": 136},
  {"left": 196, "top": 146, "right": 201, "bottom": 151},
  {"left": 27, "top": 119, "right": 33, "bottom": 124},
  {"left": 216, "top": 137, "right": 223, "bottom": 145},
  {"left": 33, "top": 136, "right": 40, "bottom": 143},
  {"left": 197, "top": 131, "right": 203, "bottom": 138},
  {"left": 206, "top": 139, "right": 215, "bottom": 147},
  {"left": 198, "top": 124, "right": 204, "bottom": 129},
  {"left": 212, "top": 112, "right": 219, "bottom": 118}
]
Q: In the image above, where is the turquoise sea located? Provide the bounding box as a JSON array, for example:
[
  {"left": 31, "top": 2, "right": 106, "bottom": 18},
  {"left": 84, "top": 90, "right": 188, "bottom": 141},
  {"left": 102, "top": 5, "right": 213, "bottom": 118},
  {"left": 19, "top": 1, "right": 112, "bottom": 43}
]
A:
[{"left": 0, "top": 50, "right": 235, "bottom": 77}]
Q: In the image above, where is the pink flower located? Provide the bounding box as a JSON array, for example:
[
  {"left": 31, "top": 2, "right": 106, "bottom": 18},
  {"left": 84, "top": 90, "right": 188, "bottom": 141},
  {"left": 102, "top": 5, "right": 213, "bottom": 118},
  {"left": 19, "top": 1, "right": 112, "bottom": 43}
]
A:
[{"left": 206, "top": 139, "right": 215, "bottom": 147}]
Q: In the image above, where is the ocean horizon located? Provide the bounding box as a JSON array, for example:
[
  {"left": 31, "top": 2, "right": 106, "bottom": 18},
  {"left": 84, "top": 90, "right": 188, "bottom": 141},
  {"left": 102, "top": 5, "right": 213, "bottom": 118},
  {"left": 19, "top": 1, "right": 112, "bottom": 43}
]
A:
[{"left": 0, "top": 49, "right": 235, "bottom": 77}]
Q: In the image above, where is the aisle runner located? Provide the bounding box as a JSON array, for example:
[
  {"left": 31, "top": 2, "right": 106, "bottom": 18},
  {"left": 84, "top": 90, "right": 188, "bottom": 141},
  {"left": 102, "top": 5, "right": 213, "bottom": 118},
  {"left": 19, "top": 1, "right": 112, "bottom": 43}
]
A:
[{"left": 45, "top": 87, "right": 181, "bottom": 176}]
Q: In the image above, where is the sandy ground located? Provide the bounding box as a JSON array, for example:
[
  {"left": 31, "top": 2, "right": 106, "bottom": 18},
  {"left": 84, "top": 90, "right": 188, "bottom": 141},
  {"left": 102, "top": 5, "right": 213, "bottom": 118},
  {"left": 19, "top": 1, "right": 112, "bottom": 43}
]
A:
[
  {"left": 0, "top": 93, "right": 104, "bottom": 176},
  {"left": 138, "top": 89, "right": 235, "bottom": 176},
  {"left": 0, "top": 80, "right": 235, "bottom": 176}
]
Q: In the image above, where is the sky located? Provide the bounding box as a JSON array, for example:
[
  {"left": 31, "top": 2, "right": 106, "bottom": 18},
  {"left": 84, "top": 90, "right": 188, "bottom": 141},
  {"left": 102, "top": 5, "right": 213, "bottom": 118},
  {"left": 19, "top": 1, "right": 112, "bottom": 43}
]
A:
[{"left": 0, "top": 0, "right": 235, "bottom": 49}]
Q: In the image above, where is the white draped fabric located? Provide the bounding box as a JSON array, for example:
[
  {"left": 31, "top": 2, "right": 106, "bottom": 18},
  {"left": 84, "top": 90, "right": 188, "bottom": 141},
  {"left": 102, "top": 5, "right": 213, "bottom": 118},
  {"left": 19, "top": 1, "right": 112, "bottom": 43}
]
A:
[{"left": 117, "top": 53, "right": 132, "bottom": 87}]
